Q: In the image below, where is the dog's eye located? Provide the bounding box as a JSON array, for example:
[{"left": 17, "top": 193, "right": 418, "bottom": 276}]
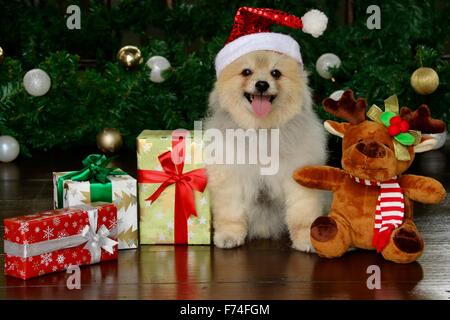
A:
[
  {"left": 271, "top": 69, "right": 282, "bottom": 79},
  {"left": 241, "top": 69, "right": 253, "bottom": 77}
]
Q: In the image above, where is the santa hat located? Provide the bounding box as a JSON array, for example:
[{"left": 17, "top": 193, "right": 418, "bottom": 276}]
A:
[{"left": 215, "top": 7, "right": 328, "bottom": 77}]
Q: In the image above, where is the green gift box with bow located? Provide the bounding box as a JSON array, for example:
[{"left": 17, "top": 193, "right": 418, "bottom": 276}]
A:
[{"left": 53, "top": 154, "right": 138, "bottom": 250}]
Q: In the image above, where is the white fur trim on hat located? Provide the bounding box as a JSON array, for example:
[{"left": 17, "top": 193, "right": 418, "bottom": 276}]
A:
[{"left": 215, "top": 32, "right": 302, "bottom": 77}]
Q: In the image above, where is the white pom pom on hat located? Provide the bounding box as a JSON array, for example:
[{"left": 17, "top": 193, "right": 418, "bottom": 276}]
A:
[
  {"left": 301, "top": 9, "right": 328, "bottom": 38},
  {"left": 215, "top": 7, "right": 328, "bottom": 77}
]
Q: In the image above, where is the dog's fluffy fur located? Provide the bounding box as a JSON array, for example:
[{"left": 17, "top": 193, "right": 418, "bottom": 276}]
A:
[{"left": 205, "top": 50, "right": 327, "bottom": 251}]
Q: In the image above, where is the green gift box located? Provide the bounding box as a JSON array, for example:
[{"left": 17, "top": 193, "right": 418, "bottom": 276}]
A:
[
  {"left": 137, "top": 130, "right": 211, "bottom": 245},
  {"left": 53, "top": 154, "right": 138, "bottom": 250}
]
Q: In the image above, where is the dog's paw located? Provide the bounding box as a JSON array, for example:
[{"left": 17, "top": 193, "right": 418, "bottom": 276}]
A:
[
  {"left": 214, "top": 230, "right": 246, "bottom": 249},
  {"left": 291, "top": 227, "right": 315, "bottom": 253}
]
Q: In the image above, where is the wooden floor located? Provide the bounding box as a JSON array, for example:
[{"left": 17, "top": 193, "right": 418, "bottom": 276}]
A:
[{"left": 1, "top": 143, "right": 450, "bottom": 300}]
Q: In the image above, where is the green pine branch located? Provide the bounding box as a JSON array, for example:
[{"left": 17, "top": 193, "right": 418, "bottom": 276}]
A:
[{"left": 0, "top": 0, "right": 449, "bottom": 154}]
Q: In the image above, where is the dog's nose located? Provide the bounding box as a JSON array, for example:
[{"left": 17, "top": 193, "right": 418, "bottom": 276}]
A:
[
  {"left": 255, "top": 81, "right": 270, "bottom": 93},
  {"left": 356, "top": 140, "right": 386, "bottom": 158}
]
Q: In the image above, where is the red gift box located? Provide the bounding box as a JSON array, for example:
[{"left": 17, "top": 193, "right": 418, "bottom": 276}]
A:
[{"left": 3, "top": 202, "right": 118, "bottom": 280}]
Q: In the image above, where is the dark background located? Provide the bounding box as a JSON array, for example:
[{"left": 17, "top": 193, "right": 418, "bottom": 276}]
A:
[{"left": 0, "top": 0, "right": 449, "bottom": 156}]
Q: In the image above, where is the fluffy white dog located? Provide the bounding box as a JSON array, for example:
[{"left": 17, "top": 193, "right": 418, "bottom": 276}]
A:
[{"left": 205, "top": 50, "right": 327, "bottom": 251}]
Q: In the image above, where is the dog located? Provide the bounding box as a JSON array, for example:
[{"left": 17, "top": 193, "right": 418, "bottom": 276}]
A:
[{"left": 205, "top": 50, "right": 327, "bottom": 251}]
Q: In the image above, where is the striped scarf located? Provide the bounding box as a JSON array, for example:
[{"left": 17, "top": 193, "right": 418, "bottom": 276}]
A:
[{"left": 351, "top": 176, "right": 405, "bottom": 252}]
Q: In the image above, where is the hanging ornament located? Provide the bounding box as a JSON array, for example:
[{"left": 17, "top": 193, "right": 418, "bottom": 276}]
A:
[
  {"left": 410, "top": 67, "right": 439, "bottom": 95},
  {"left": 146, "top": 56, "right": 171, "bottom": 83},
  {"left": 23, "top": 69, "right": 51, "bottom": 96},
  {"left": 316, "top": 53, "right": 341, "bottom": 80},
  {"left": 0, "top": 135, "right": 20, "bottom": 163},
  {"left": 0, "top": 46, "right": 4, "bottom": 64},
  {"left": 329, "top": 90, "right": 345, "bottom": 101},
  {"left": 117, "top": 45, "right": 143, "bottom": 69},
  {"left": 96, "top": 128, "right": 123, "bottom": 154}
]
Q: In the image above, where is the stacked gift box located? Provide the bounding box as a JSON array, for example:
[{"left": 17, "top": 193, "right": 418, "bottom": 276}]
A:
[
  {"left": 53, "top": 154, "right": 138, "bottom": 250},
  {"left": 3, "top": 129, "right": 212, "bottom": 280},
  {"left": 4, "top": 203, "right": 118, "bottom": 279}
]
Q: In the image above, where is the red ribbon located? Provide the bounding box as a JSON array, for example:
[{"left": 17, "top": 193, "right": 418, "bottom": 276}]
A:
[{"left": 137, "top": 132, "right": 208, "bottom": 244}]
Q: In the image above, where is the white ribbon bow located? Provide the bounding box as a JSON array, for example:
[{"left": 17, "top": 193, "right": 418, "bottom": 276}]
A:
[
  {"left": 81, "top": 224, "right": 117, "bottom": 263},
  {"left": 78, "top": 205, "right": 117, "bottom": 263}
]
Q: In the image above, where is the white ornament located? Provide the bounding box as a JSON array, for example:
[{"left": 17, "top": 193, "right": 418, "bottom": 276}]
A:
[
  {"left": 0, "top": 135, "right": 20, "bottom": 162},
  {"left": 330, "top": 90, "right": 345, "bottom": 101},
  {"left": 23, "top": 68, "right": 51, "bottom": 96},
  {"left": 146, "top": 56, "right": 171, "bottom": 83},
  {"left": 316, "top": 53, "right": 341, "bottom": 79},
  {"left": 301, "top": 9, "right": 328, "bottom": 38}
]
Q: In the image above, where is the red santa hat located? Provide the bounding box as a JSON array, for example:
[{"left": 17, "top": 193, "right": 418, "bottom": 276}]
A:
[{"left": 215, "top": 7, "right": 328, "bottom": 77}]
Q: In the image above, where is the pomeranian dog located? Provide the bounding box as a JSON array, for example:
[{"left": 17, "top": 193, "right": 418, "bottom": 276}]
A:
[{"left": 205, "top": 50, "right": 327, "bottom": 251}]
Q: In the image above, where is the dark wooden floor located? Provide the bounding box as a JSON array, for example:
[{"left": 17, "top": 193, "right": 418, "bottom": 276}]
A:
[{"left": 1, "top": 143, "right": 450, "bottom": 300}]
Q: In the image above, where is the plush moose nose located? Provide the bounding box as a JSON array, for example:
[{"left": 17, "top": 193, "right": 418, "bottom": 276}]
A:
[
  {"left": 356, "top": 140, "right": 386, "bottom": 158},
  {"left": 255, "top": 81, "right": 270, "bottom": 93}
]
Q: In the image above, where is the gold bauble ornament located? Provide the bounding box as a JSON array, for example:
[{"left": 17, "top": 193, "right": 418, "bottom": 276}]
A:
[
  {"left": 0, "top": 47, "right": 4, "bottom": 64},
  {"left": 117, "top": 45, "right": 143, "bottom": 68},
  {"left": 410, "top": 67, "right": 439, "bottom": 95},
  {"left": 96, "top": 128, "right": 123, "bottom": 154}
]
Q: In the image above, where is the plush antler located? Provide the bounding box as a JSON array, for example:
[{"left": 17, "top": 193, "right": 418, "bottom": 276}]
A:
[
  {"left": 323, "top": 90, "right": 367, "bottom": 124},
  {"left": 400, "top": 104, "right": 446, "bottom": 134}
]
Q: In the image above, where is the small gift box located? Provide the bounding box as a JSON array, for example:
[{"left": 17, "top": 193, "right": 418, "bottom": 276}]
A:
[
  {"left": 137, "top": 130, "right": 211, "bottom": 244},
  {"left": 3, "top": 202, "right": 118, "bottom": 280},
  {"left": 53, "top": 154, "right": 138, "bottom": 249}
]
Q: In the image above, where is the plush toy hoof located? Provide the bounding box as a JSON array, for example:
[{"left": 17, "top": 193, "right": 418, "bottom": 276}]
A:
[
  {"left": 311, "top": 216, "right": 337, "bottom": 242},
  {"left": 393, "top": 229, "right": 424, "bottom": 254}
]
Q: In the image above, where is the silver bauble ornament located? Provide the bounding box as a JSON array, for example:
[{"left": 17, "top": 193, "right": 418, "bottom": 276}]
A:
[
  {"left": 146, "top": 56, "right": 171, "bottom": 83},
  {"left": 23, "top": 69, "right": 51, "bottom": 96},
  {"left": 0, "top": 135, "right": 20, "bottom": 163},
  {"left": 316, "top": 53, "right": 341, "bottom": 79}
]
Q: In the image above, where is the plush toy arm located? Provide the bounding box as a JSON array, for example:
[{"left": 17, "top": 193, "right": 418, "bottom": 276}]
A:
[
  {"left": 293, "top": 166, "right": 344, "bottom": 191},
  {"left": 399, "top": 174, "right": 446, "bottom": 204}
]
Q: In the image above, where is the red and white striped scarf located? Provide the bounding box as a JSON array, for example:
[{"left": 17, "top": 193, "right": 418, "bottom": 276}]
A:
[{"left": 351, "top": 175, "right": 404, "bottom": 252}]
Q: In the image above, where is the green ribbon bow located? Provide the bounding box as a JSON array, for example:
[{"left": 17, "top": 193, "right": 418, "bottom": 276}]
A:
[
  {"left": 56, "top": 154, "right": 127, "bottom": 208},
  {"left": 367, "top": 95, "right": 421, "bottom": 161}
]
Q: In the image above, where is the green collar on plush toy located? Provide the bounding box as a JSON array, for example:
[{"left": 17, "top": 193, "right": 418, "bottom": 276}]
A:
[{"left": 367, "top": 95, "right": 421, "bottom": 161}]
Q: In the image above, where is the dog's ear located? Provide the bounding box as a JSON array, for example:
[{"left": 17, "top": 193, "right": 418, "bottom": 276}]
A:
[{"left": 324, "top": 120, "right": 349, "bottom": 138}]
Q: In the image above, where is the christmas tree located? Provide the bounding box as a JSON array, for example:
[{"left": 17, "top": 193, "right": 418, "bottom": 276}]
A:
[{"left": 0, "top": 0, "right": 449, "bottom": 155}]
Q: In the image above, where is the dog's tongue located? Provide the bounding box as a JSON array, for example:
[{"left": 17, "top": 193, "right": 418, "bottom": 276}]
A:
[{"left": 251, "top": 95, "right": 271, "bottom": 118}]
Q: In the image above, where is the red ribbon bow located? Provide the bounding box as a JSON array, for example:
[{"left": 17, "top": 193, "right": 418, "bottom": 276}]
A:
[{"left": 137, "top": 132, "right": 208, "bottom": 244}]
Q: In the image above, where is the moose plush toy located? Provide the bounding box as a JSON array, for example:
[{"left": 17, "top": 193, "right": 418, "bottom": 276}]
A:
[{"left": 294, "top": 90, "right": 446, "bottom": 263}]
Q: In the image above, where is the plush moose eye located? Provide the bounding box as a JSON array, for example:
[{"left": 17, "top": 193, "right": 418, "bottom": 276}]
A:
[
  {"left": 241, "top": 68, "right": 253, "bottom": 76},
  {"left": 271, "top": 69, "right": 282, "bottom": 79}
]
